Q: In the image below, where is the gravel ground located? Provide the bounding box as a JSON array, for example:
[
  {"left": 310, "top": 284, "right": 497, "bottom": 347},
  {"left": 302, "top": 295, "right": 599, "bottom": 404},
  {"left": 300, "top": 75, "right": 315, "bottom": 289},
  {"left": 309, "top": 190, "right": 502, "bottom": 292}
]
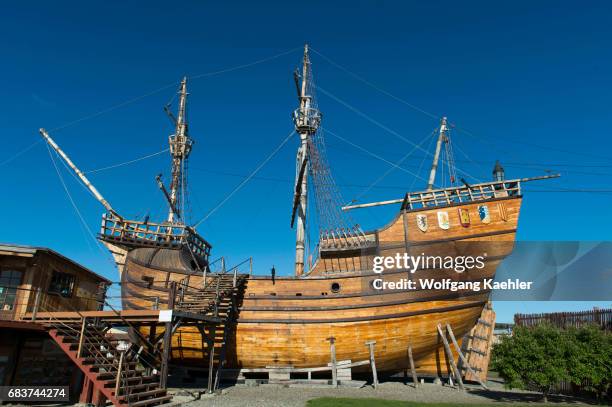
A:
[{"left": 167, "top": 381, "right": 590, "bottom": 407}]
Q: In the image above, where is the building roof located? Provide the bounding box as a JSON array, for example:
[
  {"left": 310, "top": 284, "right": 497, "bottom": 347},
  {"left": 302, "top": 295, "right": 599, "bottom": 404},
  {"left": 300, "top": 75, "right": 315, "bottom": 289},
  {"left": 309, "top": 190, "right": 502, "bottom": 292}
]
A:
[{"left": 0, "top": 243, "right": 111, "bottom": 283}]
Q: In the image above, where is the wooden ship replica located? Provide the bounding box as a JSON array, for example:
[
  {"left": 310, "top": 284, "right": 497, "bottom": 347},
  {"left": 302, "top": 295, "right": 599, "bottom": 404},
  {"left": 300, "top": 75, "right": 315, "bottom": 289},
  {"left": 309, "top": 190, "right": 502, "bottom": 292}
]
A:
[{"left": 39, "top": 45, "right": 558, "bottom": 385}]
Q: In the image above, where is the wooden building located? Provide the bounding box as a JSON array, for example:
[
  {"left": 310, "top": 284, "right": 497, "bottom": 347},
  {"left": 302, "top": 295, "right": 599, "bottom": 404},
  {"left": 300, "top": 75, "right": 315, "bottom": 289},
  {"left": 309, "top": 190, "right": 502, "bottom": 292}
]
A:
[{"left": 0, "top": 243, "right": 110, "bottom": 398}]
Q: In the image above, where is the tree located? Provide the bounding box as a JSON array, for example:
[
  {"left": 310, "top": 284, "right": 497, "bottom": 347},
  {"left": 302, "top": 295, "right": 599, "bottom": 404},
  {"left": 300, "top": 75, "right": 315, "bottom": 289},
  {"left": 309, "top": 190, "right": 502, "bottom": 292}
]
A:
[
  {"left": 491, "top": 324, "right": 570, "bottom": 402},
  {"left": 565, "top": 325, "right": 612, "bottom": 400}
]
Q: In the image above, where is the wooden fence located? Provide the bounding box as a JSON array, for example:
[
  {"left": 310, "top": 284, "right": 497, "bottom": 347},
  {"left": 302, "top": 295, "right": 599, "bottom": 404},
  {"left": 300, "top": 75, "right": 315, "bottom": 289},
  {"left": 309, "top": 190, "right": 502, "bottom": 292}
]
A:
[{"left": 514, "top": 308, "right": 612, "bottom": 331}]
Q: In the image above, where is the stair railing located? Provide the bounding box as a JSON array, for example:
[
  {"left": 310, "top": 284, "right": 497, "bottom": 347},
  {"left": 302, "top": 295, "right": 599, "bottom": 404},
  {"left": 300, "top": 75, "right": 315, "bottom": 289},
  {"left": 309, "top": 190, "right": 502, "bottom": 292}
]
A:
[
  {"left": 23, "top": 288, "right": 158, "bottom": 405},
  {"left": 24, "top": 300, "right": 129, "bottom": 403}
]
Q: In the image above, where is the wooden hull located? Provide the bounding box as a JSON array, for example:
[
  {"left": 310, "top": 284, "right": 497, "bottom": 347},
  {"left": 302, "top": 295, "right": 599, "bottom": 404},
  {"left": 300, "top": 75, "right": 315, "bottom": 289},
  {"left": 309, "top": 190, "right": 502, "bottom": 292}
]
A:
[{"left": 119, "top": 196, "right": 521, "bottom": 374}]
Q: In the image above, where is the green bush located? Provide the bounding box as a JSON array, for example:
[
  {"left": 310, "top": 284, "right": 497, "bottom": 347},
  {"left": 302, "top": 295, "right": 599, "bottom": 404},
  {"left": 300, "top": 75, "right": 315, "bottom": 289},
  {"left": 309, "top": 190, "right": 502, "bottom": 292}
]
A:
[
  {"left": 565, "top": 325, "right": 612, "bottom": 400},
  {"left": 491, "top": 324, "right": 612, "bottom": 402}
]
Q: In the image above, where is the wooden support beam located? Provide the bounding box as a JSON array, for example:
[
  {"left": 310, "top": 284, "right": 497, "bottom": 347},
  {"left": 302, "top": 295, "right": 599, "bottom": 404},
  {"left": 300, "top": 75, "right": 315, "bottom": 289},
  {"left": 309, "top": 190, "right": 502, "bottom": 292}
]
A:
[
  {"left": 31, "top": 287, "right": 42, "bottom": 321},
  {"left": 437, "top": 324, "right": 464, "bottom": 390},
  {"left": 77, "top": 317, "right": 87, "bottom": 358},
  {"left": 408, "top": 345, "right": 418, "bottom": 388},
  {"left": 160, "top": 282, "right": 176, "bottom": 389},
  {"left": 446, "top": 324, "right": 488, "bottom": 390},
  {"left": 114, "top": 351, "right": 124, "bottom": 396},
  {"left": 327, "top": 336, "right": 337, "bottom": 388},
  {"left": 207, "top": 327, "right": 216, "bottom": 394},
  {"left": 79, "top": 376, "right": 93, "bottom": 404},
  {"left": 365, "top": 340, "right": 378, "bottom": 389}
]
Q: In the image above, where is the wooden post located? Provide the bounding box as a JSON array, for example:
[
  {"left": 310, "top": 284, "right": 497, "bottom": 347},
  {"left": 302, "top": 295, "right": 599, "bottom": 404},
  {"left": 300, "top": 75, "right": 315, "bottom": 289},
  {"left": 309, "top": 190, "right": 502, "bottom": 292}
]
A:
[
  {"left": 213, "top": 277, "right": 221, "bottom": 317},
  {"left": 31, "top": 287, "right": 42, "bottom": 322},
  {"left": 160, "top": 282, "right": 176, "bottom": 389},
  {"left": 437, "top": 324, "right": 464, "bottom": 390},
  {"left": 79, "top": 376, "right": 93, "bottom": 404},
  {"left": 446, "top": 324, "right": 488, "bottom": 390},
  {"left": 327, "top": 337, "right": 337, "bottom": 388},
  {"left": 365, "top": 340, "right": 378, "bottom": 389},
  {"left": 408, "top": 345, "right": 418, "bottom": 388},
  {"left": 207, "top": 327, "right": 216, "bottom": 394},
  {"left": 233, "top": 267, "right": 237, "bottom": 288},
  {"left": 77, "top": 317, "right": 87, "bottom": 358},
  {"left": 114, "top": 351, "right": 125, "bottom": 396},
  {"left": 146, "top": 323, "right": 158, "bottom": 375},
  {"left": 249, "top": 257, "right": 253, "bottom": 276}
]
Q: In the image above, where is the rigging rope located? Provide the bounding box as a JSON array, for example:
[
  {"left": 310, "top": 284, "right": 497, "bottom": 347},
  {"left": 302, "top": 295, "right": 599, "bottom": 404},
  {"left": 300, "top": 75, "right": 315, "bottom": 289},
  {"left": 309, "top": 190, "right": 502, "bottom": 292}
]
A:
[
  {"left": 0, "top": 140, "right": 42, "bottom": 168},
  {"left": 309, "top": 47, "right": 440, "bottom": 121},
  {"left": 316, "top": 85, "right": 427, "bottom": 151},
  {"left": 408, "top": 130, "right": 437, "bottom": 191},
  {"left": 318, "top": 84, "right": 485, "bottom": 187},
  {"left": 190, "top": 47, "right": 300, "bottom": 80},
  {"left": 48, "top": 47, "right": 301, "bottom": 133},
  {"left": 310, "top": 46, "right": 612, "bottom": 164},
  {"left": 323, "top": 127, "right": 434, "bottom": 187},
  {"left": 193, "top": 130, "right": 295, "bottom": 227},
  {"left": 302, "top": 59, "right": 365, "bottom": 246},
  {"left": 353, "top": 129, "right": 437, "bottom": 203},
  {"left": 84, "top": 148, "right": 170, "bottom": 174},
  {"left": 45, "top": 144, "right": 113, "bottom": 261}
]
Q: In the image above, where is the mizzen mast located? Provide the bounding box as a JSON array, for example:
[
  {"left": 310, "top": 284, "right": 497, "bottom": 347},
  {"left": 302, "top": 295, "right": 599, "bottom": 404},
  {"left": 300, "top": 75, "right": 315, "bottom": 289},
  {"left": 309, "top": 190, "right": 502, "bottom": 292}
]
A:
[
  {"left": 291, "top": 44, "right": 321, "bottom": 276},
  {"left": 166, "top": 77, "right": 193, "bottom": 223},
  {"left": 426, "top": 117, "right": 449, "bottom": 190}
]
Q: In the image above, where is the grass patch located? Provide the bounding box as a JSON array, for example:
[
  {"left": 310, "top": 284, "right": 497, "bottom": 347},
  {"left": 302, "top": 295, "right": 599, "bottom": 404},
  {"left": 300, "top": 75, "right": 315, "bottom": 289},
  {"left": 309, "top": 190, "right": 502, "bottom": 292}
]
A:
[{"left": 307, "top": 399, "right": 416, "bottom": 407}]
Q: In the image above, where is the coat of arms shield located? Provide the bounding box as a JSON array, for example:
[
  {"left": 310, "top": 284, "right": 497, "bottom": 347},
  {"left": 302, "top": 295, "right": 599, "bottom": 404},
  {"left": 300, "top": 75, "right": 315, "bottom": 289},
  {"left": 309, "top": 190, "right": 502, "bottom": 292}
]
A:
[
  {"left": 458, "top": 208, "right": 470, "bottom": 227},
  {"left": 478, "top": 205, "right": 491, "bottom": 224},
  {"left": 437, "top": 211, "right": 450, "bottom": 230},
  {"left": 416, "top": 214, "right": 428, "bottom": 232}
]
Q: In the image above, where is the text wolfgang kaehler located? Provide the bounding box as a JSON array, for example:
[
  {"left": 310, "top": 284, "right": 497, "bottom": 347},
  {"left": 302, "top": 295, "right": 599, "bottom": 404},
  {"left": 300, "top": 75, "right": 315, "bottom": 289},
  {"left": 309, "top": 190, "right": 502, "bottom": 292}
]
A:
[{"left": 371, "top": 253, "right": 533, "bottom": 292}]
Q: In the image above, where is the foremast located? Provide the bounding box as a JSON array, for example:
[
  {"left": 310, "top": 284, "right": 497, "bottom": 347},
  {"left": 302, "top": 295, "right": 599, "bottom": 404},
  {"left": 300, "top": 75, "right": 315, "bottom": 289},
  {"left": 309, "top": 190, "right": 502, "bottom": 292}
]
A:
[
  {"left": 166, "top": 77, "right": 193, "bottom": 223},
  {"left": 292, "top": 44, "right": 321, "bottom": 276},
  {"left": 39, "top": 78, "right": 211, "bottom": 276}
]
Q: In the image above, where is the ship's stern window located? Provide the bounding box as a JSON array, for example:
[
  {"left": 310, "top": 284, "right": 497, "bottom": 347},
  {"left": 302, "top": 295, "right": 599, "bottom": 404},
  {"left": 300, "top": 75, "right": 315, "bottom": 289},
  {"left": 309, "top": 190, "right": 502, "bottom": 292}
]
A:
[
  {"left": 331, "top": 282, "right": 341, "bottom": 293},
  {"left": 48, "top": 270, "right": 76, "bottom": 298}
]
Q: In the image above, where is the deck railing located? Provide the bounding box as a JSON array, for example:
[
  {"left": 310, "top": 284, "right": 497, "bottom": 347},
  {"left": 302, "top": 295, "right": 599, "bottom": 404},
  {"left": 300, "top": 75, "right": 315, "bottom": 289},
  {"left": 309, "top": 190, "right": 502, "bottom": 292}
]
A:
[
  {"left": 402, "top": 179, "right": 521, "bottom": 210},
  {"left": 99, "top": 213, "right": 211, "bottom": 258}
]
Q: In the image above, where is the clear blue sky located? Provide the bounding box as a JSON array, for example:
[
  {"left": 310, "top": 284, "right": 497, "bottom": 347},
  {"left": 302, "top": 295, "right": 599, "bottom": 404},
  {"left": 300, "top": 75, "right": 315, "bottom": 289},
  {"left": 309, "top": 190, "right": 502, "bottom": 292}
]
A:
[{"left": 1, "top": 1, "right": 610, "bottom": 321}]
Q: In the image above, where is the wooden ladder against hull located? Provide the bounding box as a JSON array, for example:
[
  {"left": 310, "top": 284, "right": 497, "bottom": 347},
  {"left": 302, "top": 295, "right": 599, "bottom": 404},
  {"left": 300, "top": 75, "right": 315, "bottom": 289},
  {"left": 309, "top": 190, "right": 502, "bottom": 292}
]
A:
[
  {"left": 176, "top": 272, "right": 248, "bottom": 393},
  {"left": 461, "top": 302, "right": 496, "bottom": 383},
  {"left": 42, "top": 317, "right": 172, "bottom": 407}
]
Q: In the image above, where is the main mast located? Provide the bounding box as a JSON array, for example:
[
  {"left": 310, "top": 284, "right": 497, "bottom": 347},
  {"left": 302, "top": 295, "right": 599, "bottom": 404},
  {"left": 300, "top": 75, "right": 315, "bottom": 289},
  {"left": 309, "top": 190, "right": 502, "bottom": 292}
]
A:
[
  {"left": 167, "top": 77, "right": 193, "bottom": 223},
  {"left": 292, "top": 44, "right": 321, "bottom": 276}
]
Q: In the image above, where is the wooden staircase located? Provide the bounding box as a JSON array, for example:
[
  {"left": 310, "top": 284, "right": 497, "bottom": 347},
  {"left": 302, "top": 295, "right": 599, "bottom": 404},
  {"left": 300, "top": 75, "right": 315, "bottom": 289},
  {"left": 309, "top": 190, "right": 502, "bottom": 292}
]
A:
[
  {"left": 44, "top": 318, "right": 172, "bottom": 406},
  {"left": 176, "top": 272, "right": 247, "bottom": 392},
  {"left": 461, "top": 302, "right": 496, "bottom": 382},
  {"left": 177, "top": 273, "right": 246, "bottom": 316}
]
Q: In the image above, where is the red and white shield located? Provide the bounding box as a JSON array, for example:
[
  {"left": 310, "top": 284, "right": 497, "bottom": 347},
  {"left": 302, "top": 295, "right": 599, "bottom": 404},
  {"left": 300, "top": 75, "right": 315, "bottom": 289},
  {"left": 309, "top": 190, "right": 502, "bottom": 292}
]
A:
[{"left": 458, "top": 208, "right": 470, "bottom": 227}]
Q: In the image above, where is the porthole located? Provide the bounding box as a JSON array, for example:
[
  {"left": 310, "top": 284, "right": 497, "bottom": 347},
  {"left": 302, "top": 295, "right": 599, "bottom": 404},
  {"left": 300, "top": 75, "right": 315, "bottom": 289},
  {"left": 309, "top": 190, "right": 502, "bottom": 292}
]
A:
[{"left": 331, "top": 282, "right": 340, "bottom": 293}]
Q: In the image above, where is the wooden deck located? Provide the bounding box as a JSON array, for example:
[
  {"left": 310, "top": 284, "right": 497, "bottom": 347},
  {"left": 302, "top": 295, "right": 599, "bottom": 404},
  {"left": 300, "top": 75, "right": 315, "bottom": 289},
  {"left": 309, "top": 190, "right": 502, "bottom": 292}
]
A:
[{"left": 21, "top": 309, "right": 222, "bottom": 324}]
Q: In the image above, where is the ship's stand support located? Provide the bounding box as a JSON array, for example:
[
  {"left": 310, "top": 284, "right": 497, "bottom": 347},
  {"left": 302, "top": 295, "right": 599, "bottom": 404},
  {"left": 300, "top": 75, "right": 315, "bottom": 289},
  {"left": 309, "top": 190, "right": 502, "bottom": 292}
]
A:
[{"left": 19, "top": 270, "right": 248, "bottom": 407}]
